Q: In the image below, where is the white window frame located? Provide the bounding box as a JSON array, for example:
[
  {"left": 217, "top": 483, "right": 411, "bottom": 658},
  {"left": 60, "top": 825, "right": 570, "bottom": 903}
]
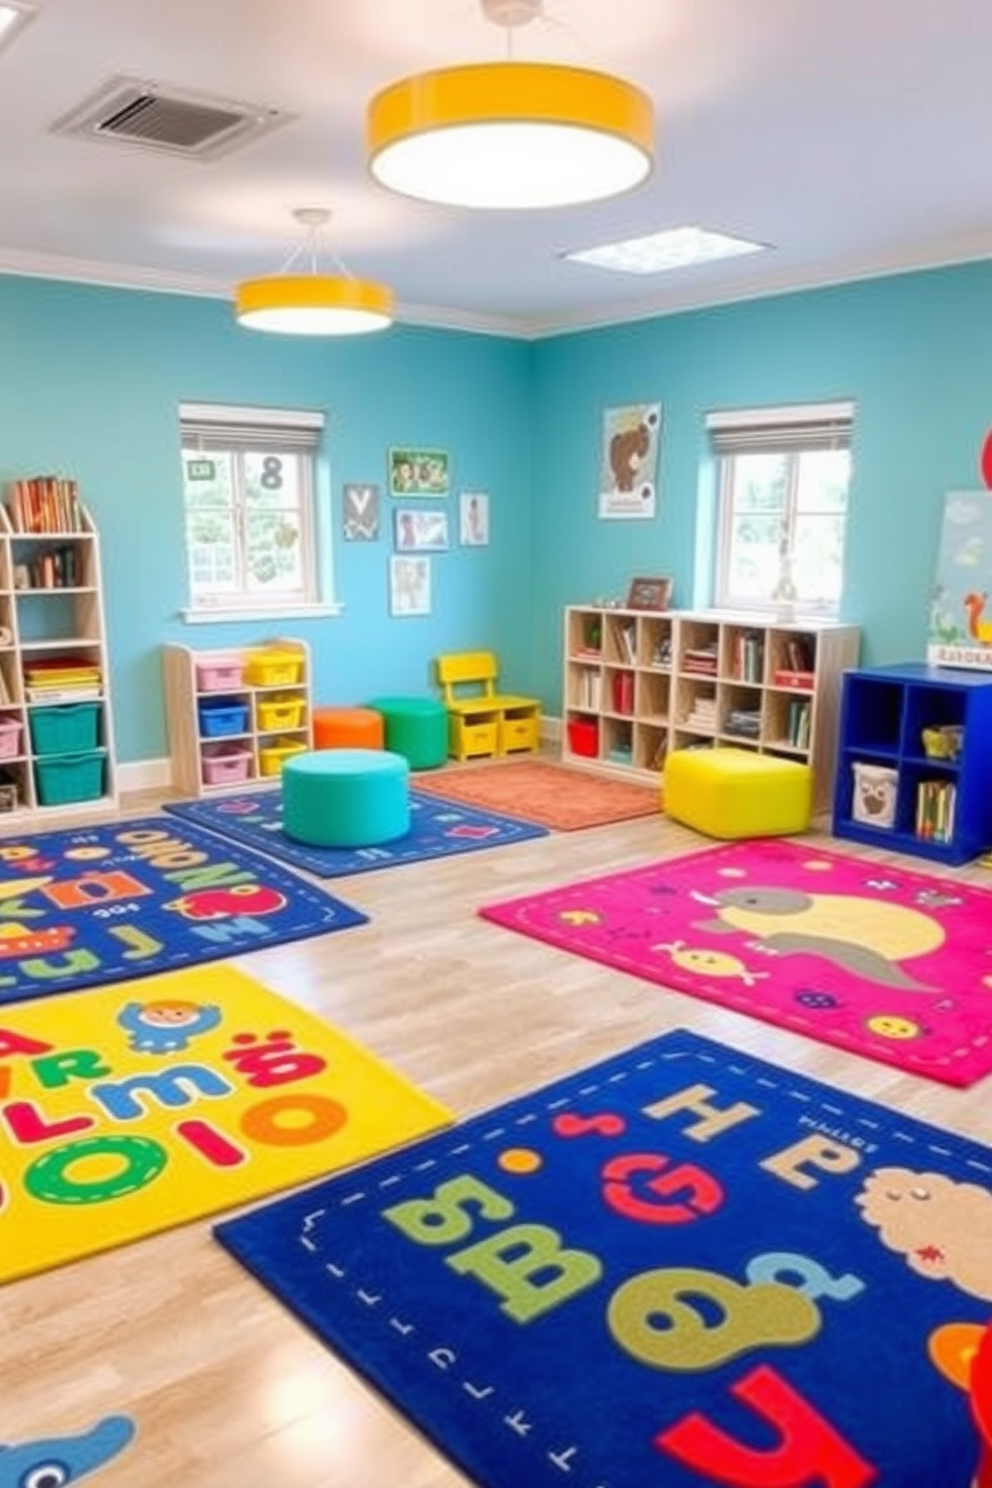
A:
[
  {"left": 179, "top": 401, "right": 340, "bottom": 623},
  {"left": 708, "top": 401, "right": 854, "bottom": 617}
]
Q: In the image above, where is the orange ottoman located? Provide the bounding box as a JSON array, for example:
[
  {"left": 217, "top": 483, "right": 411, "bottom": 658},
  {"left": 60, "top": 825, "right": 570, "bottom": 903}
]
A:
[{"left": 313, "top": 706, "right": 384, "bottom": 750}]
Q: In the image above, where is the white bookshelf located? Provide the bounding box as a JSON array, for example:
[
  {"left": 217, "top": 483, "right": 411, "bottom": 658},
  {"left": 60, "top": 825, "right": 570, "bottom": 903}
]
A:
[
  {"left": 0, "top": 500, "right": 118, "bottom": 822},
  {"left": 562, "top": 605, "right": 861, "bottom": 812}
]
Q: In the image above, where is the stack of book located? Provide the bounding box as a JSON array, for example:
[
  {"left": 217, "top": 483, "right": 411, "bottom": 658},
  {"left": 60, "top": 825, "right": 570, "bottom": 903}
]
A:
[
  {"left": 915, "top": 779, "right": 956, "bottom": 843},
  {"left": 684, "top": 695, "right": 717, "bottom": 731},
  {"left": 6, "top": 476, "right": 82, "bottom": 534},
  {"left": 23, "top": 656, "right": 102, "bottom": 704},
  {"left": 682, "top": 645, "right": 719, "bottom": 676},
  {"left": 724, "top": 707, "right": 761, "bottom": 738}
]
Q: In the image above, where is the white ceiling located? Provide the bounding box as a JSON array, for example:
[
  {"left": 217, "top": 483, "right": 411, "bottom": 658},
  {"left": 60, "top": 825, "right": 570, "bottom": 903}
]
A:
[{"left": 4, "top": 0, "right": 992, "bottom": 339}]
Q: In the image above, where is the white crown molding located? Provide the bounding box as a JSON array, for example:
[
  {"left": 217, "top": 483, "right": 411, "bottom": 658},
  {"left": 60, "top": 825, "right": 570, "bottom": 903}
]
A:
[
  {"left": 0, "top": 246, "right": 532, "bottom": 339},
  {"left": 4, "top": 230, "right": 992, "bottom": 343}
]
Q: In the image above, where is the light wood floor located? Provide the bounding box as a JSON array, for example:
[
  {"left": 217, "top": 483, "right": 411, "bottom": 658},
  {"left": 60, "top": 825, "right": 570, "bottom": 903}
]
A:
[{"left": 3, "top": 771, "right": 992, "bottom": 1486}]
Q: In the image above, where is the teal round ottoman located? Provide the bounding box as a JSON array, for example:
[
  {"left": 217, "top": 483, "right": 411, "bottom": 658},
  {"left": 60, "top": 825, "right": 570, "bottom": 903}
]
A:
[
  {"left": 282, "top": 748, "right": 410, "bottom": 848},
  {"left": 366, "top": 696, "right": 448, "bottom": 770}
]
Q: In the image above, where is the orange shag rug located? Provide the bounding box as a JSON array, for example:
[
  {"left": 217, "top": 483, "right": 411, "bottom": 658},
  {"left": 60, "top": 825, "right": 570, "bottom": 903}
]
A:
[{"left": 414, "top": 758, "right": 660, "bottom": 831}]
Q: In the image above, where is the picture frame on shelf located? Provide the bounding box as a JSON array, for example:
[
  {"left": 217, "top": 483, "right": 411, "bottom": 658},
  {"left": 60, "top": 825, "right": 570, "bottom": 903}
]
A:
[
  {"left": 388, "top": 448, "right": 450, "bottom": 498},
  {"left": 625, "top": 575, "right": 672, "bottom": 612},
  {"left": 393, "top": 508, "right": 449, "bottom": 552}
]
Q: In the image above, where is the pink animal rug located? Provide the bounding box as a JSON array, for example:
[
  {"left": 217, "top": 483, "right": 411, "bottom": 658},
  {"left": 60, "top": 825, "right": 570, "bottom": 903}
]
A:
[{"left": 480, "top": 838, "right": 992, "bottom": 1086}]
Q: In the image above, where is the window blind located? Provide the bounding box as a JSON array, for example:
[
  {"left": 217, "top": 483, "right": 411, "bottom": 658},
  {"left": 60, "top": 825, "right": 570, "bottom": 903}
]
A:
[
  {"left": 706, "top": 401, "right": 854, "bottom": 455},
  {"left": 179, "top": 402, "right": 324, "bottom": 453}
]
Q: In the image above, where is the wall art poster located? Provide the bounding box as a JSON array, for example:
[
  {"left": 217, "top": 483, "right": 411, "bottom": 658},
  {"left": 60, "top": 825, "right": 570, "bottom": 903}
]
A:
[
  {"left": 394, "top": 508, "right": 449, "bottom": 552},
  {"left": 598, "top": 403, "right": 662, "bottom": 519},
  {"left": 389, "top": 555, "right": 431, "bottom": 616},
  {"left": 342, "top": 483, "right": 381, "bottom": 541},
  {"left": 388, "top": 448, "right": 450, "bottom": 498},
  {"left": 459, "top": 490, "right": 489, "bottom": 546},
  {"left": 928, "top": 489, "right": 992, "bottom": 670}
]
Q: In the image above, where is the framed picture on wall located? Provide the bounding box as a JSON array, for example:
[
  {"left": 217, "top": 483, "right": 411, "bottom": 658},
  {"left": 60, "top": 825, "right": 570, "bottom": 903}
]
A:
[
  {"left": 459, "top": 490, "right": 489, "bottom": 546},
  {"left": 389, "top": 555, "right": 432, "bottom": 616},
  {"left": 388, "top": 448, "right": 450, "bottom": 497},
  {"left": 342, "top": 482, "right": 381, "bottom": 541},
  {"left": 393, "top": 508, "right": 449, "bottom": 552}
]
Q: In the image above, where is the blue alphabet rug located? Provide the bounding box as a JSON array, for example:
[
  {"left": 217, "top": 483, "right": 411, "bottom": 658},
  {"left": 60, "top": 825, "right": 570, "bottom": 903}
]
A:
[
  {"left": 164, "top": 788, "right": 548, "bottom": 878},
  {"left": 0, "top": 815, "right": 365, "bottom": 1005},
  {"left": 216, "top": 1029, "right": 992, "bottom": 1488}
]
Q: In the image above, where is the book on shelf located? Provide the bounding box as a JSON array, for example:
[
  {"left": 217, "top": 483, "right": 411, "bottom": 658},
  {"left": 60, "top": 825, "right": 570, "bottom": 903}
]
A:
[
  {"left": 618, "top": 622, "right": 636, "bottom": 664},
  {"left": 5, "top": 476, "right": 82, "bottom": 534},
  {"left": 915, "top": 779, "right": 956, "bottom": 843},
  {"left": 732, "top": 630, "right": 764, "bottom": 682},
  {"left": 611, "top": 670, "right": 635, "bottom": 714}
]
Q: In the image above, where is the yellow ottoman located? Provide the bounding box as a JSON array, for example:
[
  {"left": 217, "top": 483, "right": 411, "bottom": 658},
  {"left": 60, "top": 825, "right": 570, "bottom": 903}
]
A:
[{"left": 664, "top": 747, "right": 812, "bottom": 839}]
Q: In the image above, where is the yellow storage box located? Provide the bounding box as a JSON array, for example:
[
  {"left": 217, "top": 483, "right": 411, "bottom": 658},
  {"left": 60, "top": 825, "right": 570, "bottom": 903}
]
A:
[
  {"left": 244, "top": 649, "right": 303, "bottom": 688},
  {"left": 256, "top": 693, "right": 307, "bottom": 732},
  {"left": 664, "top": 746, "right": 812, "bottom": 840},
  {"left": 258, "top": 737, "right": 308, "bottom": 776}
]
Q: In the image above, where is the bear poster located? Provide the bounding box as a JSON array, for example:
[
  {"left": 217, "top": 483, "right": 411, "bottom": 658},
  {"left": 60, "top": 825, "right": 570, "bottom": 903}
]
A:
[
  {"left": 927, "top": 489, "right": 992, "bottom": 670},
  {"left": 598, "top": 402, "right": 662, "bottom": 519}
]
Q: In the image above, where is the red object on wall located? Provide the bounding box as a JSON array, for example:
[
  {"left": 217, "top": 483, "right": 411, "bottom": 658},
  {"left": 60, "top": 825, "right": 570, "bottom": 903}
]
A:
[{"left": 980, "top": 426, "right": 992, "bottom": 490}]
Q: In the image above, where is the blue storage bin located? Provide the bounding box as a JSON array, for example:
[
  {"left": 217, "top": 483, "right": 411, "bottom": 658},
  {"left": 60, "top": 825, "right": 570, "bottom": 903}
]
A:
[
  {"left": 198, "top": 697, "right": 249, "bottom": 738},
  {"left": 35, "top": 750, "right": 105, "bottom": 806},
  {"left": 30, "top": 702, "right": 101, "bottom": 757}
]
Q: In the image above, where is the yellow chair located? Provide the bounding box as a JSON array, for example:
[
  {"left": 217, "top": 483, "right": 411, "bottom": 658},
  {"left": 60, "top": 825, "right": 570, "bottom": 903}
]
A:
[{"left": 435, "top": 651, "right": 541, "bottom": 762}]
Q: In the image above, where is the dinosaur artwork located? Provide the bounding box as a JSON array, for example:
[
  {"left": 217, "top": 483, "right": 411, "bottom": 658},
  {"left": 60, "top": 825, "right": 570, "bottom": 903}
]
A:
[
  {"left": 928, "top": 490, "right": 992, "bottom": 669},
  {"left": 0, "top": 1416, "right": 136, "bottom": 1486},
  {"left": 691, "top": 884, "right": 945, "bottom": 991}
]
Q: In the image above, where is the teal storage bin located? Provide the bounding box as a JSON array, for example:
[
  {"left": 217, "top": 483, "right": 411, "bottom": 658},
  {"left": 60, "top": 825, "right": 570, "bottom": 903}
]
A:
[
  {"left": 34, "top": 750, "right": 105, "bottom": 806},
  {"left": 30, "top": 702, "right": 101, "bottom": 757}
]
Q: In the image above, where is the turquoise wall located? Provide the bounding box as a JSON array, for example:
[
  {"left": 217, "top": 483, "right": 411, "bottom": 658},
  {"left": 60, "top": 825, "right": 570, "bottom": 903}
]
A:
[
  {"left": 3, "top": 258, "right": 992, "bottom": 765},
  {"left": 530, "top": 260, "right": 992, "bottom": 713},
  {"left": 0, "top": 275, "right": 534, "bottom": 762}
]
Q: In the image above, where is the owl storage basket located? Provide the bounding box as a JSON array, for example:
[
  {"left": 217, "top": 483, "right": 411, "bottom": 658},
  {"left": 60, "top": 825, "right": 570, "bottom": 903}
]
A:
[{"left": 851, "top": 761, "right": 898, "bottom": 829}]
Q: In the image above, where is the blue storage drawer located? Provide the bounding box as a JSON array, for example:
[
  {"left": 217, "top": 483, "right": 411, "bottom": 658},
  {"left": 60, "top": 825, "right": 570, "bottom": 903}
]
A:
[{"left": 198, "top": 697, "right": 249, "bottom": 738}]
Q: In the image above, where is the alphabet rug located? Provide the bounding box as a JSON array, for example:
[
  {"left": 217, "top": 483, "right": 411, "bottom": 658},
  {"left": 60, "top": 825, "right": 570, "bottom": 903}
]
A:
[
  {"left": 0, "top": 962, "right": 451, "bottom": 1281},
  {"left": 479, "top": 838, "right": 992, "bottom": 1086},
  {"left": 216, "top": 1029, "right": 992, "bottom": 1488},
  {"left": 0, "top": 815, "right": 366, "bottom": 1005}
]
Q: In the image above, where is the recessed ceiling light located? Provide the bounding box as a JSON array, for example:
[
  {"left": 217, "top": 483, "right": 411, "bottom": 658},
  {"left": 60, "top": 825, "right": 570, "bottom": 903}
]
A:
[
  {"left": 564, "top": 226, "right": 767, "bottom": 275},
  {"left": 0, "top": 0, "right": 36, "bottom": 52}
]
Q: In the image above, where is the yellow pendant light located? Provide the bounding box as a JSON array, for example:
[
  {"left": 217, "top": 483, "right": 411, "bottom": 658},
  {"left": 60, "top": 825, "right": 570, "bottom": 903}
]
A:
[
  {"left": 235, "top": 208, "right": 394, "bottom": 336},
  {"left": 367, "top": 0, "right": 654, "bottom": 211}
]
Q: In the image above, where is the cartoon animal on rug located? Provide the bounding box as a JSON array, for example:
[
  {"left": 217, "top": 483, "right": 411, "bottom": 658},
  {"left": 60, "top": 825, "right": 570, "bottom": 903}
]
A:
[
  {"left": 963, "top": 590, "right": 992, "bottom": 646},
  {"left": 163, "top": 883, "right": 287, "bottom": 921},
  {"left": 855, "top": 1166, "right": 992, "bottom": 1301},
  {"left": 0, "top": 1415, "right": 135, "bottom": 1486},
  {"left": 117, "top": 998, "right": 223, "bottom": 1053},
  {"left": 690, "top": 886, "right": 944, "bottom": 991}
]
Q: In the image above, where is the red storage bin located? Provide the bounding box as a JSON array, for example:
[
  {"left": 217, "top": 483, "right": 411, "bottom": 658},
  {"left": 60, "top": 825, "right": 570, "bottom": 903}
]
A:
[{"left": 568, "top": 718, "right": 599, "bottom": 757}]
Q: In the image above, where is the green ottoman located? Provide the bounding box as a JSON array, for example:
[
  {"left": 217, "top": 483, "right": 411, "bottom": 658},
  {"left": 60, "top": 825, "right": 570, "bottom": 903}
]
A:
[
  {"left": 366, "top": 695, "right": 448, "bottom": 770},
  {"left": 282, "top": 748, "right": 410, "bottom": 848}
]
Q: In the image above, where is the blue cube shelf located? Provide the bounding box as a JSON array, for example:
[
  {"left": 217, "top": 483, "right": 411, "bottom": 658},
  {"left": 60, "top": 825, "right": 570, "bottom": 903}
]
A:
[{"left": 832, "top": 662, "right": 992, "bottom": 865}]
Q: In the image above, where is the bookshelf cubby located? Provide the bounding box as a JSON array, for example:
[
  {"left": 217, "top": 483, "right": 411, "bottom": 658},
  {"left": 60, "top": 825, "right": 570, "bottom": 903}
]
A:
[
  {"left": 0, "top": 492, "right": 117, "bottom": 821},
  {"left": 562, "top": 606, "right": 861, "bottom": 811},
  {"left": 832, "top": 662, "right": 992, "bottom": 864}
]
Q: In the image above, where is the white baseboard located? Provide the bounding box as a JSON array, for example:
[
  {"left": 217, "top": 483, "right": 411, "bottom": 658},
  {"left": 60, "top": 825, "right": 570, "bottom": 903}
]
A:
[
  {"left": 117, "top": 756, "right": 172, "bottom": 794},
  {"left": 541, "top": 714, "right": 562, "bottom": 743}
]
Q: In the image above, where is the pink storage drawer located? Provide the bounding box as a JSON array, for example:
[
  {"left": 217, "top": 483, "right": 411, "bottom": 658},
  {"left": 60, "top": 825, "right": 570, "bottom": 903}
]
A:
[
  {"left": 0, "top": 716, "right": 22, "bottom": 759},
  {"left": 201, "top": 744, "right": 252, "bottom": 787},
  {"left": 196, "top": 655, "right": 245, "bottom": 693}
]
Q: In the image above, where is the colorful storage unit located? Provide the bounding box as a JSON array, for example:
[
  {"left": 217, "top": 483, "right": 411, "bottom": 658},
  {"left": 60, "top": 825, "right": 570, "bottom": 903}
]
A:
[
  {"left": 161, "top": 638, "right": 313, "bottom": 796},
  {"left": 832, "top": 662, "right": 992, "bottom": 864}
]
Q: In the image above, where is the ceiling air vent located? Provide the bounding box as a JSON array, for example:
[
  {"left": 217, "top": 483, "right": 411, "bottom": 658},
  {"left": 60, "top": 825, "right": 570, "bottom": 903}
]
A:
[{"left": 50, "top": 76, "right": 292, "bottom": 161}]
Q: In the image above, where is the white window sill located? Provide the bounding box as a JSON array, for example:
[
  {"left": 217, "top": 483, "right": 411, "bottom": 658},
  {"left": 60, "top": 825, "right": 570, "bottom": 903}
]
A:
[{"left": 181, "top": 602, "right": 343, "bottom": 624}]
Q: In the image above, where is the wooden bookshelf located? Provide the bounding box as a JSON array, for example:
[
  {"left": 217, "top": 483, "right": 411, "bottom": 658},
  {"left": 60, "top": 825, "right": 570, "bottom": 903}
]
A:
[{"left": 561, "top": 605, "right": 861, "bottom": 812}]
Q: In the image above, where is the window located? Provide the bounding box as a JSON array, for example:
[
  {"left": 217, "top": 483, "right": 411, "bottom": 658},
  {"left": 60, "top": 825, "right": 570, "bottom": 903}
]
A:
[
  {"left": 179, "top": 402, "right": 333, "bottom": 619},
  {"left": 708, "top": 401, "right": 853, "bottom": 615}
]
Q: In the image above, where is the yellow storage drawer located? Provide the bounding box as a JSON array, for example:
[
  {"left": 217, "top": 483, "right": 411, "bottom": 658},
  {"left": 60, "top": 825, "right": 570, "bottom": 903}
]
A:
[
  {"left": 244, "top": 649, "right": 304, "bottom": 688},
  {"left": 258, "top": 737, "right": 308, "bottom": 776},
  {"left": 256, "top": 693, "right": 307, "bottom": 731}
]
